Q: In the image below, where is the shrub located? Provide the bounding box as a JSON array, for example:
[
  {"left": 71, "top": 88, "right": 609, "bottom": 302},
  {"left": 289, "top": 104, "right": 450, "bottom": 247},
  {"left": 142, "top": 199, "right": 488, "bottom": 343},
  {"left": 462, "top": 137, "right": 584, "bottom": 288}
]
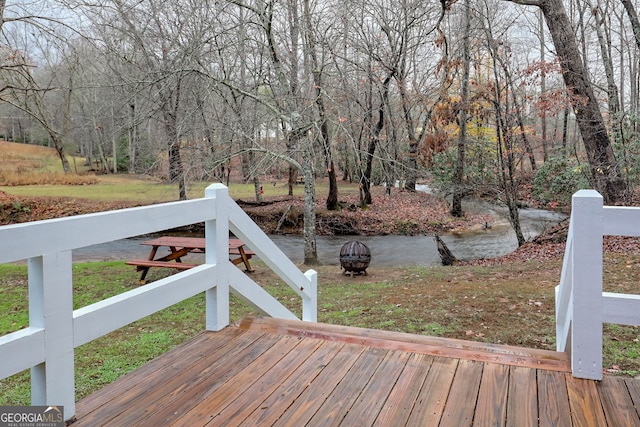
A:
[{"left": 532, "top": 156, "right": 589, "bottom": 207}]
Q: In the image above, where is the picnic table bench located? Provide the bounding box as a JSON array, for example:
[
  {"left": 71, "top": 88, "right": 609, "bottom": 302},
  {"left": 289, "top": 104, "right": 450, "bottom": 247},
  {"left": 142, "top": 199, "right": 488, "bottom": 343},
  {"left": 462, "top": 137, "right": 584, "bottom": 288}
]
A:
[{"left": 126, "top": 236, "right": 255, "bottom": 284}]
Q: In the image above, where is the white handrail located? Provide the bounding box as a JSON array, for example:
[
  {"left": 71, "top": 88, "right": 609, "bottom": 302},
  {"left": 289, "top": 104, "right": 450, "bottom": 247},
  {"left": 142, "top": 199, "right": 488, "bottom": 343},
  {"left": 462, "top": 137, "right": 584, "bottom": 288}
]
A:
[
  {"left": 0, "top": 183, "right": 317, "bottom": 421},
  {"left": 556, "top": 190, "right": 640, "bottom": 380}
]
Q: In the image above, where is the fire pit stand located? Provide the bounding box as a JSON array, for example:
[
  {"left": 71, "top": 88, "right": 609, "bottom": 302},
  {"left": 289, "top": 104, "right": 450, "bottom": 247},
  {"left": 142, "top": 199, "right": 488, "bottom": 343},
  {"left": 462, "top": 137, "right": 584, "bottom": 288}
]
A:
[{"left": 339, "top": 241, "right": 371, "bottom": 276}]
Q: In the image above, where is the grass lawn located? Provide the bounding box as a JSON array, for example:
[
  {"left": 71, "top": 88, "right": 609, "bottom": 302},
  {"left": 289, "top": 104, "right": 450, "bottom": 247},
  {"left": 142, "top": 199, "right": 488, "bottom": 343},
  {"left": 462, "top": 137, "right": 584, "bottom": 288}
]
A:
[
  {"left": 2, "top": 140, "right": 640, "bottom": 406},
  {"left": 0, "top": 140, "right": 359, "bottom": 203},
  {"left": 2, "top": 255, "right": 640, "bottom": 405}
]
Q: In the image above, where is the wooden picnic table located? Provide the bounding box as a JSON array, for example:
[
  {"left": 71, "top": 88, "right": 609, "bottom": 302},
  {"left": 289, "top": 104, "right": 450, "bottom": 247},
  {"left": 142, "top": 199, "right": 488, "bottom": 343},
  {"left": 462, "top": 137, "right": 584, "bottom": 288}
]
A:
[{"left": 126, "top": 236, "right": 255, "bottom": 283}]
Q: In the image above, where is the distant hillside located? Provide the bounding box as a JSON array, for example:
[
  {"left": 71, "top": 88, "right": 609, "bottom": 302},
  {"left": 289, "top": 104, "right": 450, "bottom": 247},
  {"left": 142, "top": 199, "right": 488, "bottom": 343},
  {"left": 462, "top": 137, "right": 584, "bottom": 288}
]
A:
[{"left": 0, "top": 141, "right": 96, "bottom": 185}]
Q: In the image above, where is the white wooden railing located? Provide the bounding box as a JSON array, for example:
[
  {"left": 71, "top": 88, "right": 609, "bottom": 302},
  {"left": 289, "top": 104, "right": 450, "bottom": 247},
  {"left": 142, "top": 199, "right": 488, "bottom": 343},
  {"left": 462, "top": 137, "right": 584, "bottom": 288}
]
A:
[
  {"left": 556, "top": 189, "right": 640, "bottom": 380},
  {"left": 0, "top": 183, "right": 317, "bottom": 421}
]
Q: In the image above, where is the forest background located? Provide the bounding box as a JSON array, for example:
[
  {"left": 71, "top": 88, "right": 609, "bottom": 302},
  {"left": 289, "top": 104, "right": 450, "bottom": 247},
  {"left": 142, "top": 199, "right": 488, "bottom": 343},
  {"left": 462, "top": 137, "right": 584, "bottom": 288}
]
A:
[
  {"left": 2, "top": 0, "right": 640, "bottom": 262},
  {"left": 3, "top": 0, "right": 640, "bottom": 401}
]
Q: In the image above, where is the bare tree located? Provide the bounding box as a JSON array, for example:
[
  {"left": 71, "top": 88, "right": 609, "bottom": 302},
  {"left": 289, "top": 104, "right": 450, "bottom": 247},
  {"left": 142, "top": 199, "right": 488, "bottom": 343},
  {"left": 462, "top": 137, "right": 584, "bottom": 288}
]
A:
[
  {"left": 621, "top": 0, "right": 640, "bottom": 51},
  {"left": 225, "top": 0, "right": 322, "bottom": 264},
  {"left": 302, "top": 0, "right": 339, "bottom": 210},
  {"left": 451, "top": 0, "right": 471, "bottom": 218},
  {"left": 0, "top": 2, "right": 83, "bottom": 172},
  {"left": 507, "top": 0, "right": 626, "bottom": 203}
]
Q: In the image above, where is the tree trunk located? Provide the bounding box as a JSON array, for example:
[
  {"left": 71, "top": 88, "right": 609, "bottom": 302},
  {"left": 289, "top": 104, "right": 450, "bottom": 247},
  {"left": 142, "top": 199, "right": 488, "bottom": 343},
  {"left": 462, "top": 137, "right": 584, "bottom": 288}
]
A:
[
  {"left": 451, "top": 0, "right": 471, "bottom": 218},
  {"left": 397, "top": 74, "right": 418, "bottom": 192},
  {"left": 588, "top": 1, "right": 622, "bottom": 146},
  {"left": 362, "top": 74, "right": 393, "bottom": 205},
  {"left": 50, "top": 134, "right": 71, "bottom": 173},
  {"left": 622, "top": 0, "right": 640, "bottom": 51},
  {"left": 511, "top": 0, "right": 626, "bottom": 203},
  {"left": 301, "top": 135, "right": 319, "bottom": 265},
  {"left": 163, "top": 105, "right": 187, "bottom": 200},
  {"left": 302, "top": 0, "right": 338, "bottom": 210},
  {"left": 539, "top": 10, "right": 548, "bottom": 162}
]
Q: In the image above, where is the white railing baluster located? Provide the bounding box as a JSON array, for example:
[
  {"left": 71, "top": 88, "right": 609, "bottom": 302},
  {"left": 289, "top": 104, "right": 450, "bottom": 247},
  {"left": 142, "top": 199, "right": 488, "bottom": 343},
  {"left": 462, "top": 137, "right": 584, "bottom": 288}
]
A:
[
  {"left": 205, "top": 184, "right": 230, "bottom": 331},
  {"left": 29, "top": 252, "right": 75, "bottom": 416},
  {"left": 569, "top": 190, "right": 603, "bottom": 380},
  {"left": 303, "top": 270, "right": 318, "bottom": 322},
  {"left": 555, "top": 222, "right": 573, "bottom": 353}
]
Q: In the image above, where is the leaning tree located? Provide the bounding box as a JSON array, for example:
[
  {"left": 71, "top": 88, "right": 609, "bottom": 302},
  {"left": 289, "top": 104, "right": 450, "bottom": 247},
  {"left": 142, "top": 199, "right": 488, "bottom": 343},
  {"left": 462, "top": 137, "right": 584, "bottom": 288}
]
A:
[{"left": 507, "top": 0, "right": 627, "bottom": 203}]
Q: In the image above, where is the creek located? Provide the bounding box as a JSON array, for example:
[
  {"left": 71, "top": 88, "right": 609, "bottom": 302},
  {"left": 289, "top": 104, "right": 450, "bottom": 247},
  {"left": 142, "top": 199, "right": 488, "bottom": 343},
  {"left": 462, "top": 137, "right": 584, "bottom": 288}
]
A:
[{"left": 73, "top": 196, "right": 566, "bottom": 267}]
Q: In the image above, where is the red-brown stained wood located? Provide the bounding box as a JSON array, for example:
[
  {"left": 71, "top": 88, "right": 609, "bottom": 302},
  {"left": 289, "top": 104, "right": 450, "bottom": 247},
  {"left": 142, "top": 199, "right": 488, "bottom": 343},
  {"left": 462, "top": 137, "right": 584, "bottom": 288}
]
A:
[
  {"left": 303, "top": 347, "right": 388, "bottom": 426},
  {"left": 207, "top": 338, "right": 327, "bottom": 425},
  {"left": 239, "top": 316, "right": 571, "bottom": 372},
  {"left": 565, "top": 374, "right": 608, "bottom": 427},
  {"left": 538, "top": 369, "right": 572, "bottom": 426},
  {"left": 373, "top": 353, "right": 433, "bottom": 426},
  {"left": 339, "top": 350, "right": 410, "bottom": 426},
  {"left": 74, "top": 330, "right": 222, "bottom": 416},
  {"left": 439, "top": 359, "right": 484, "bottom": 427},
  {"left": 473, "top": 363, "right": 509, "bottom": 426},
  {"left": 506, "top": 366, "right": 538, "bottom": 427},
  {"left": 164, "top": 334, "right": 304, "bottom": 426},
  {"left": 405, "top": 356, "right": 458, "bottom": 426},
  {"left": 599, "top": 376, "right": 640, "bottom": 427},
  {"left": 74, "top": 328, "right": 254, "bottom": 426},
  {"left": 625, "top": 378, "right": 640, "bottom": 420},
  {"left": 72, "top": 317, "right": 640, "bottom": 427},
  {"left": 114, "top": 332, "right": 282, "bottom": 427},
  {"left": 243, "top": 343, "right": 365, "bottom": 427}
]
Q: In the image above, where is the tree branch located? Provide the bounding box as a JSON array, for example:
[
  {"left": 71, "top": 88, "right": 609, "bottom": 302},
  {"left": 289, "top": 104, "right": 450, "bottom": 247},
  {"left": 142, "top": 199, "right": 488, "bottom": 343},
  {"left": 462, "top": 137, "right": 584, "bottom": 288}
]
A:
[{"left": 503, "top": 0, "right": 542, "bottom": 6}]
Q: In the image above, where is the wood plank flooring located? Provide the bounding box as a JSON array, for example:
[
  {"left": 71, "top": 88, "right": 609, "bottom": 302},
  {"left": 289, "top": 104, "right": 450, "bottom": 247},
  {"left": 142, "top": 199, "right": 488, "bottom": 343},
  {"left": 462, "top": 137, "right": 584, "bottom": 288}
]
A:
[{"left": 72, "top": 317, "right": 640, "bottom": 426}]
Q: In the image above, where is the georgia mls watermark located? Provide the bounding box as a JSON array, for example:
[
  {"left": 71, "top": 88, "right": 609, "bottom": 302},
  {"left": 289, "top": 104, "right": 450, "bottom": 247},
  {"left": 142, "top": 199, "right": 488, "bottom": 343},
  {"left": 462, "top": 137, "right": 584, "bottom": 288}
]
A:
[{"left": 0, "top": 406, "right": 63, "bottom": 427}]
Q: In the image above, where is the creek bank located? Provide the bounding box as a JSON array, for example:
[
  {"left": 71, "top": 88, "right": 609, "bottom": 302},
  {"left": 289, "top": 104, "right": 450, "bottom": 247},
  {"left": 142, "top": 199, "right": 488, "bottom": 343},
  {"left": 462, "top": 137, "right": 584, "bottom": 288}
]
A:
[{"left": 239, "top": 189, "right": 495, "bottom": 236}]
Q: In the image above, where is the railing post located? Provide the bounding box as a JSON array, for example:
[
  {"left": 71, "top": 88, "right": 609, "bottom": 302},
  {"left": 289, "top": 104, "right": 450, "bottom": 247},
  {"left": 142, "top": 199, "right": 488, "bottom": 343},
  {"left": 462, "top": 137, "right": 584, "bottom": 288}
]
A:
[
  {"left": 571, "top": 190, "right": 603, "bottom": 380},
  {"left": 29, "top": 252, "right": 76, "bottom": 419},
  {"left": 302, "top": 270, "right": 318, "bottom": 322},
  {"left": 205, "top": 184, "right": 230, "bottom": 331}
]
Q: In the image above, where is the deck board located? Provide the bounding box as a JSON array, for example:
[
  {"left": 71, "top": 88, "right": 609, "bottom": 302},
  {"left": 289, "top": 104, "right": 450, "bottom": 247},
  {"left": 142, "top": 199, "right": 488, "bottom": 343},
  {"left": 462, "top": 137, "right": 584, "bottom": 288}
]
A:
[
  {"left": 206, "top": 338, "right": 325, "bottom": 425},
  {"left": 372, "top": 352, "right": 432, "bottom": 426},
  {"left": 506, "top": 366, "right": 538, "bottom": 427},
  {"left": 304, "top": 346, "right": 388, "bottom": 426},
  {"left": 404, "top": 356, "right": 457, "bottom": 426},
  {"left": 339, "top": 350, "right": 410, "bottom": 426},
  {"left": 566, "top": 373, "right": 608, "bottom": 426},
  {"left": 73, "top": 316, "right": 640, "bottom": 426},
  {"left": 246, "top": 343, "right": 363, "bottom": 426},
  {"left": 439, "top": 359, "right": 483, "bottom": 427},
  {"left": 473, "top": 363, "right": 509, "bottom": 426},
  {"left": 600, "top": 376, "right": 640, "bottom": 427},
  {"left": 537, "top": 369, "right": 572, "bottom": 426}
]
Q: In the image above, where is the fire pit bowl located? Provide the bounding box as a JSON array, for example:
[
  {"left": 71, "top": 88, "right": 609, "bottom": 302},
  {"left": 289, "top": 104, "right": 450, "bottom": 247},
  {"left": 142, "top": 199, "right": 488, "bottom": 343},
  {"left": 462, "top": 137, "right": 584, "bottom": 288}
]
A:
[{"left": 339, "top": 241, "right": 371, "bottom": 276}]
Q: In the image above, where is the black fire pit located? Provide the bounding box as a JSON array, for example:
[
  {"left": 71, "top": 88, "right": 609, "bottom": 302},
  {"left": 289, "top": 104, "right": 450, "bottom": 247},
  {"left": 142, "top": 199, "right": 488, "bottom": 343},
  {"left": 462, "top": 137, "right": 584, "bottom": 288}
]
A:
[{"left": 339, "top": 241, "right": 371, "bottom": 276}]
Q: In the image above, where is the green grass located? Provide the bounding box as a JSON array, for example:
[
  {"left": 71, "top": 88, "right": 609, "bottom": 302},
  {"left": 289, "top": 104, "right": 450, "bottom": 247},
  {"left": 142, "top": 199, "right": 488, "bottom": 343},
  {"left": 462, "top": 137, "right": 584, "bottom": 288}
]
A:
[
  {"left": 2, "top": 255, "right": 640, "bottom": 405},
  {"left": 0, "top": 261, "right": 304, "bottom": 405},
  {"left": 1, "top": 176, "right": 205, "bottom": 203},
  {"left": 0, "top": 175, "right": 349, "bottom": 203}
]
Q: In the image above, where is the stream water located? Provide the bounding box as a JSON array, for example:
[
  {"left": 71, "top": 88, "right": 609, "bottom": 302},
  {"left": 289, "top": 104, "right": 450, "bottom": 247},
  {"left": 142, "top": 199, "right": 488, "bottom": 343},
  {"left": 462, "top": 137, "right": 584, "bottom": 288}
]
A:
[{"left": 72, "top": 196, "right": 567, "bottom": 267}]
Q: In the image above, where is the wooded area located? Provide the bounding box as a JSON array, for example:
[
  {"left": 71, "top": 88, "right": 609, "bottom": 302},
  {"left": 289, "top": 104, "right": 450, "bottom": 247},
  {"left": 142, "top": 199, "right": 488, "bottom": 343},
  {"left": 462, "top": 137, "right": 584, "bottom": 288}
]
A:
[{"left": 1, "top": 0, "right": 640, "bottom": 262}]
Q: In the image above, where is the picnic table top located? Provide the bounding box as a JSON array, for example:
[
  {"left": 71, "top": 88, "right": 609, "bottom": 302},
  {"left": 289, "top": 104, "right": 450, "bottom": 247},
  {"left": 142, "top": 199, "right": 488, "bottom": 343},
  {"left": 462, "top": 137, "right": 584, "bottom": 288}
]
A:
[{"left": 141, "top": 236, "right": 245, "bottom": 249}]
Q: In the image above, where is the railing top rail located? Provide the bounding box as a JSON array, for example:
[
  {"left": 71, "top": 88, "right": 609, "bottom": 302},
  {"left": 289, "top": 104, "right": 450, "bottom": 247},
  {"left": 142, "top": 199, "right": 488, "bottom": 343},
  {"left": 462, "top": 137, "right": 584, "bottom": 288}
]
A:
[{"left": 0, "top": 198, "right": 216, "bottom": 263}]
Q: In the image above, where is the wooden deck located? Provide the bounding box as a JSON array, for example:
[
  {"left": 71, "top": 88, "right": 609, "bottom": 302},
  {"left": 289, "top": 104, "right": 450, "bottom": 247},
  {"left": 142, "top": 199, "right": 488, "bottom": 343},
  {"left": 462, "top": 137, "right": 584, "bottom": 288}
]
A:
[{"left": 72, "top": 317, "right": 640, "bottom": 426}]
